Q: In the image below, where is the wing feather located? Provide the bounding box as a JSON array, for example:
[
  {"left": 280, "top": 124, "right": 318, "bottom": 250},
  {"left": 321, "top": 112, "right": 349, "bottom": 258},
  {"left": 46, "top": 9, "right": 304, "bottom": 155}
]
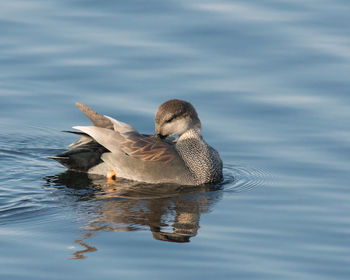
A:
[
  {"left": 75, "top": 102, "right": 113, "bottom": 129},
  {"left": 121, "top": 132, "right": 175, "bottom": 163},
  {"left": 73, "top": 126, "right": 176, "bottom": 164},
  {"left": 104, "top": 115, "right": 137, "bottom": 133}
]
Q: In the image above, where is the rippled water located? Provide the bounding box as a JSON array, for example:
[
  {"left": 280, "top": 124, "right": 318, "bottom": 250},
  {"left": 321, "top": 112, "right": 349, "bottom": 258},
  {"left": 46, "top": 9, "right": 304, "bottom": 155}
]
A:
[{"left": 1, "top": 0, "right": 350, "bottom": 279}]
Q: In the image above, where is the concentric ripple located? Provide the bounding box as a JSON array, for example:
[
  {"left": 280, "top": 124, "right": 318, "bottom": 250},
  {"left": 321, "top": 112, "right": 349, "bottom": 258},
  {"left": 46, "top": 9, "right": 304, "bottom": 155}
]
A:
[{"left": 222, "top": 164, "right": 269, "bottom": 193}]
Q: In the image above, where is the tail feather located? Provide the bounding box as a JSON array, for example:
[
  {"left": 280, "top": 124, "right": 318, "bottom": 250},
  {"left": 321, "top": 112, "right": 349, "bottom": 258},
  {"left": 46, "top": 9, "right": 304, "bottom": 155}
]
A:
[
  {"left": 52, "top": 103, "right": 116, "bottom": 172},
  {"left": 62, "top": 131, "right": 94, "bottom": 148},
  {"left": 51, "top": 141, "right": 108, "bottom": 172}
]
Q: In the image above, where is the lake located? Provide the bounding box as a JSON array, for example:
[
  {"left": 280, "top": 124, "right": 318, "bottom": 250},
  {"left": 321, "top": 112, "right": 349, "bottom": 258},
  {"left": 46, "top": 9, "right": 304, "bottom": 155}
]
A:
[{"left": 1, "top": 0, "right": 350, "bottom": 279}]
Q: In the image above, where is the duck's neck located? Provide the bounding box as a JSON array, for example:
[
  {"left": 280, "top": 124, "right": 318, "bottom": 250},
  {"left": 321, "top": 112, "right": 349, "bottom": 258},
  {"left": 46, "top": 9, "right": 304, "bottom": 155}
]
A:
[
  {"left": 176, "top": 128, "right": 215, "bottom": 184},
  {"left": 178, "top": 127, "right": 202, "bottom": 142}
]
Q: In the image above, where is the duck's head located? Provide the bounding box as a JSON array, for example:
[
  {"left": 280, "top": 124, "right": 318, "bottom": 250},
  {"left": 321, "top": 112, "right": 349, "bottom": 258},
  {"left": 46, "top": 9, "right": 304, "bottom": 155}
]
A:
[{"left": 155, "top": 99, "right": 201, "bottom": 138}]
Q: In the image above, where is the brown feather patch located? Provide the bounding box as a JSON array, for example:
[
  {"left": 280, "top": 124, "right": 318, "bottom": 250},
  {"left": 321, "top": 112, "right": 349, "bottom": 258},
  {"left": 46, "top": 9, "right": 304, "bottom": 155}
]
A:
[{"left": 121, "top": 132, "right": 175, "bottom": 163}]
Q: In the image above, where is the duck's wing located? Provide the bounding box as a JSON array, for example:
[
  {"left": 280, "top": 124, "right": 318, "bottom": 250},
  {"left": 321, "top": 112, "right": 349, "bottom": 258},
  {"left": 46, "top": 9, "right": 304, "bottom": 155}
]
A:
[
  {"left": 73, "top": 125, "right": 176, "bottom": 164},
  {"left": 71, "top": 103, "right": 138, "bottom": 148},
  {"left": 75, "top": 102, "right": 114, "bottom": 129},
  {"left": 104, "top": 115, "right": 137, "bottom": 134}
]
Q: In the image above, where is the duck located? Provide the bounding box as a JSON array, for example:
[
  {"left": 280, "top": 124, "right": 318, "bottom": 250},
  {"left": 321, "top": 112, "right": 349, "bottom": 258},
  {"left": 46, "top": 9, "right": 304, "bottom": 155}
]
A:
[{"left": 51, "top": 99, "right": 223, "bottom": 186}]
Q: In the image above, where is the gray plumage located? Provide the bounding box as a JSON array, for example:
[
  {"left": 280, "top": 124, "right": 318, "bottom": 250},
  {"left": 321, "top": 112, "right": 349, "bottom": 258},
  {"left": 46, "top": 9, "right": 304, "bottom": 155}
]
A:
[{"left": 52, "top": 99, "right": 223, "bottom": 186}]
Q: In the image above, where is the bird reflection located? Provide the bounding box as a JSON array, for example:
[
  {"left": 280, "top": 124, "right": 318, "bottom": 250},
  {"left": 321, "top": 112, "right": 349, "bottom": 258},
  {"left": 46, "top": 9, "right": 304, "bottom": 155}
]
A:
[
  {"left": 45, "top": 171, "right": 223, "bottom": 259},
  {"left": 71, "top": 233, "right": 97, "bottom": 260}
]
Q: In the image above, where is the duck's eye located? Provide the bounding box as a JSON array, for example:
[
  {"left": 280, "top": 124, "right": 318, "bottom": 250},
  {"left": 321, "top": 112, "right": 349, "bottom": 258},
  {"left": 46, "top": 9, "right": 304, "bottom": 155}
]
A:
[
  {"left": 165, "top": 115, "right": 176, "bottom": 123},
  {"left": 165, "top": 118, "right": 173, "bottom": 123}
]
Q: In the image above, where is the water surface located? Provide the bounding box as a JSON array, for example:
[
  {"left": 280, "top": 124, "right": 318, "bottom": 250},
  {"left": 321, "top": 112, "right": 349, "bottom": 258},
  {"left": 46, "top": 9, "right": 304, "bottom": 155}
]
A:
[{"left": 1, "top": 0, "right": 350, "bottom": 279}]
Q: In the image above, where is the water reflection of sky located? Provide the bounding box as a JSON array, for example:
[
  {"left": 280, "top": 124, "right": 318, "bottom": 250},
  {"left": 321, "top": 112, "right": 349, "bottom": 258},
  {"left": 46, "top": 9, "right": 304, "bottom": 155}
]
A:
[{"left": 1, "top": 0, "right": 350, "bottom": 279}]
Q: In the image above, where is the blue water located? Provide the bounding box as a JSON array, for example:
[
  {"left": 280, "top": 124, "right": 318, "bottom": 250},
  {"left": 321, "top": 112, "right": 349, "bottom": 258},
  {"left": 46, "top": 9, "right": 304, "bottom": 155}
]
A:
[{"left": 1, "top": 0, "right": 350, "bottom": 279}]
